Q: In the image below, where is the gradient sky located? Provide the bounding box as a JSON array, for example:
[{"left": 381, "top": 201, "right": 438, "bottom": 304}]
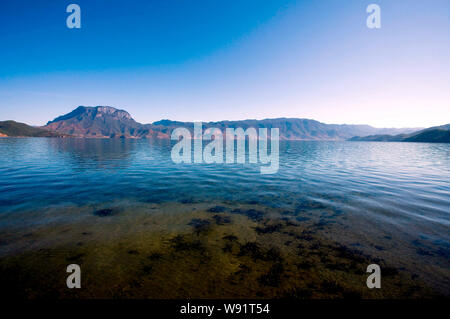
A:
[{"left": 0, "top": 0, "right": 449, "bottom": 127}]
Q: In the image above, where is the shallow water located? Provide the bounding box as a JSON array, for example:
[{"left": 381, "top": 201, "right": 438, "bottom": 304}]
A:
[{"left": 0, "top": 138, "right": 449, "bottom": 298}]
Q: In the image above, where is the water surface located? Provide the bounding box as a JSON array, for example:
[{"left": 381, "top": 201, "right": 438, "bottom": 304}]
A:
[{"left": 0, "top": 138, "right": 448, "bottom": 298}]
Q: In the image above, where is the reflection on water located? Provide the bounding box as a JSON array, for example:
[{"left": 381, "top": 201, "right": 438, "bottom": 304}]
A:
[
  {"left": 47, "top": 138, "right": 138, "bottom": 168},
  {"left": 0, "top": 138, "right": 448, "bottom": 298}
]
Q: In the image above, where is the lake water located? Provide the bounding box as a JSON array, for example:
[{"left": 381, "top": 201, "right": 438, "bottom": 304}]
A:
[{"left": 0, "top": 138, "right": 449, "bottom": 298}]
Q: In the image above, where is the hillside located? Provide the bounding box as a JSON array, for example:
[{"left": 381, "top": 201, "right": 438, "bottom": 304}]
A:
[
  {"left": 403, "top": 128, "right": 450, "bottom": 143},
  {"left": 0, "top": 120, "right": 66, "bottom": 137},
  {"left": 349, "top": 124, "right": 450, "bottom": 143}
]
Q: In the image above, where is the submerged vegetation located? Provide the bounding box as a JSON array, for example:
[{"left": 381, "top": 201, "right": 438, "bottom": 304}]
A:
[{"left": 0, "top": 201, "right": 443, "bottom": 299}]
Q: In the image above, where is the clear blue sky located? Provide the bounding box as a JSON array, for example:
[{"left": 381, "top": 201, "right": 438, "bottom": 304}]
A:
[{"left": 0, "top": 0, "right": 449, "bottom": 127}]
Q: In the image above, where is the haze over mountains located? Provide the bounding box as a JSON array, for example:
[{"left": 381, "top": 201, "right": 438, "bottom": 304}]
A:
[{"left": 0, "top": 105, "right": 447, "bottom": 142}]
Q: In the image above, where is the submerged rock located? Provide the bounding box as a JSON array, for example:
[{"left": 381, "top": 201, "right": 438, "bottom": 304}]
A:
[
  {"left": 207, "top": 206, "right": 226, "bottom": 213},
  {"left": 93, "top": 208, "right": 116, "bottom": 217},
  {"left": 188, "top": 218, "right": 211, "bottom": 235},
  {"left": 212, "top": 214, "right": 231, "bottom": 225},
  {"left": 231, "top": 208, "right": 264, "bottom": 222}
]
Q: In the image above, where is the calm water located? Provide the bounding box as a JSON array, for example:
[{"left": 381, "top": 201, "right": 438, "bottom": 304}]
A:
[
  {"left": 0, "top": 138, "right": 449, "bottom": 296},
  {"left": 1, "top": 138, "right": 449, "bottom": 223}
]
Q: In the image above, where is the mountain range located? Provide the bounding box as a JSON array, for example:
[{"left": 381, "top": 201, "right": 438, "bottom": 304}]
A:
[
  {"left": 0, "top": 105, "right": 447, "bottom": 143},
  {"left": 43, "top": 105, "right": 420, "bottom": 140},
  {"left": 349, "top": 124, "right": 450, "bottom": 143}
]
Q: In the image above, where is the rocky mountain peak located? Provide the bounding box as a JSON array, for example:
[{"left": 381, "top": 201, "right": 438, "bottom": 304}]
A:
[{"left": 94, "top": 106, "right": 132, "bottom": 120}]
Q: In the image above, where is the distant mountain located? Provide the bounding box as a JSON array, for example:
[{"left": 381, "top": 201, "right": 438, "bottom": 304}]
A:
[
  {"left": 403, "top": 125, "right": 450, "bottom": 143},
  {"left": 0, "top": 120, "right": 66, "bottom": 137},
  {"left": 27, "top": 105, "right": 423, "bottom": 140},
  {"left": 44, "top": 106, "right": 168, "bottom": 138},
  {"left": 152, "top": 118, "right": 419, "bottom": 141},
  {"left": 349, "top": 124, "right": 450, "bottom": 143}
]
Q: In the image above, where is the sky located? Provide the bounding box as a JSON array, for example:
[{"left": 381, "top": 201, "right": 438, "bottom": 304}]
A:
[{"left": 0, "top": 0, "right": 449, "bottom": 128}]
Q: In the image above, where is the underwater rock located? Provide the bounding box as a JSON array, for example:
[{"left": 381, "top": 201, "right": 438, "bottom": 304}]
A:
[
  {"left": 231, "top": 208, "right": 264, "bottom": 222},
  {"left": 93, "top": 208, "right": 116, "bottom": 217},
  {"left": 331, "top": 244, "right": 366, "bottom": 263},
  {"left": 222, "top": 242, "right": 234, "bottom": 253},
  {"left": 188, "top": 218, "right": 211, "bottom": 235},
  {"left": 237, "top": 242, "right": 265, "bottom": 260},
  {"left": 234, "top": 264, "right": 251, "bottom": 275},
  {"left": 254, "top": 223, "right": 283, "bottom": 234},
  {"left": 180, "top": 198, "right": 195, "bottom": 204},
  {"left": 212, "top": 215, "right": 231, "bottom": 225},
  {"left": 295, "top": 200, "right": 327, "bottom": 213},
  {"left": 222, "top": 234, "right": 238, "bottom": 242},
  {"left": 207, "top": 206, "right": 226, "bottom": 213},
  {"left": 169, "top": 235, "right": 205, "bottom": 253},
  {"left": 237, "top": 242, "right": 282, "bottom": 262}
]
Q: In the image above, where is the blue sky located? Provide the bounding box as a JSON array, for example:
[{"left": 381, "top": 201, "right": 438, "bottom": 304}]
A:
[{"left": 0, "top": 0, "right": 449, "bottom": 127}]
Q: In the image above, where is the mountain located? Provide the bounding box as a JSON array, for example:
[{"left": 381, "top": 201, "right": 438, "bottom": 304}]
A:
[
  {"left": 153, "top": 118, "right": 418, "bottom": 140},
  {"left": 35, "top": 105, "right": 421, "bottom": 140},
  {"left": 349, "top": 124, "right": 450, "bottom": 143},
  {"left": 0, "top": 120, "right": 67, "bottom": 137},
  {"left": 44, "top": 106, "right": 168, "bottom": 138},
  {"left": 403, "top": 125, "right": 450, "bottom": 143}
]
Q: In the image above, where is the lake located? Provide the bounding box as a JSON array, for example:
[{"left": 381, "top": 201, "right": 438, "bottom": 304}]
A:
[{"left": 0, "top": 138, "right": 449, "bottom": 298}]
